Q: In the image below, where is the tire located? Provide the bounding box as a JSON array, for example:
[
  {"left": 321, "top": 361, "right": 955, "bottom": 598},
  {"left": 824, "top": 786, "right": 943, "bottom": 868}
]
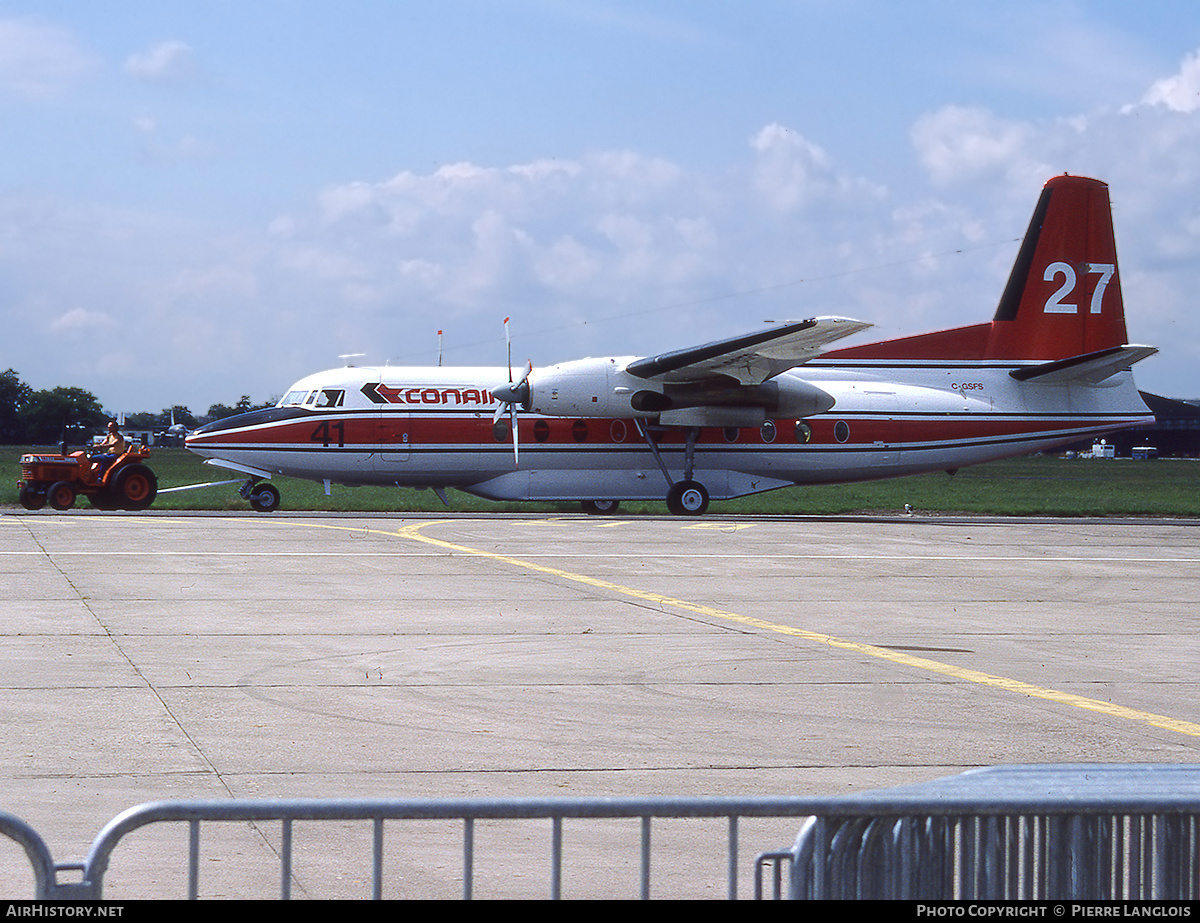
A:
[
  {"left": 581, "top": 499, "right": 619, "bottom": 515},
  {"left": 18, "top": 486, "right": 45, "bottom": 510},
  {"left": 666, "top": 480, "right": 709, "bottom": 516},
  {"left": 249, "top": 483, "right": 281, "bottom": 512},
  {"left": 113, "top": 464, "right": 158, "bottom": 511},
  {"left": 47, "top": 481, "right": 76, "bottom": 511},
  {"left": 88, "top": 490, "right": 122, "bottom": 511}
]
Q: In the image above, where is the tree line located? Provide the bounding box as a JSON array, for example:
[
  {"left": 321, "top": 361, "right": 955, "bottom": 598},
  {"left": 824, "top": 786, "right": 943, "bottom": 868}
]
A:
[{"left": 1, "top": 369, "right": 273, "bottom": 445}]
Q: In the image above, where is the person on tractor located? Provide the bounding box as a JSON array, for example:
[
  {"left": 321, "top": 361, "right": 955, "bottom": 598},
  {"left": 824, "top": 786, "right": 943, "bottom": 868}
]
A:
[{"left": 93, "top": 421, "right": 128, "bottom": 475}]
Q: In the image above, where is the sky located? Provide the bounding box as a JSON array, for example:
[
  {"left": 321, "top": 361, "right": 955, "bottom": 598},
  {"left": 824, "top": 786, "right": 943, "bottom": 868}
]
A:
[{"left": 3, "top": 0, "right": 1200, "bottom": 414}]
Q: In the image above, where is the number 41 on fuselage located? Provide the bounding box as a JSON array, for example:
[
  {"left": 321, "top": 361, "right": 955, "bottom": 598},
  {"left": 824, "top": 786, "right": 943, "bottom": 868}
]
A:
[{"left": 186, "top": 174, "right": 1157, "bottom": 515}]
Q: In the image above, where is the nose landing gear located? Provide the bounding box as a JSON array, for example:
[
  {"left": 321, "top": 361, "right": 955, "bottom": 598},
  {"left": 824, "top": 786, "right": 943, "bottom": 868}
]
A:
[{"left": 240, "top": 479, "right": 281, "bottom": 512}]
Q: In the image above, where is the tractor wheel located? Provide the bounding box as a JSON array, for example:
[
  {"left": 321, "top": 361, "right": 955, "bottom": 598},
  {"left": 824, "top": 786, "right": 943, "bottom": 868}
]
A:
[
  {"left": 18, "top": 485, "right": 45, "bottom": 510},
  {"left": 88, "top": 490, "right": 122, "bottom": 511},
  {"left": 113, "top": 464, "right": 158, "bottom": 510},
  {"left": 47, "top": 481, "right": 76, "bottom": 511}
]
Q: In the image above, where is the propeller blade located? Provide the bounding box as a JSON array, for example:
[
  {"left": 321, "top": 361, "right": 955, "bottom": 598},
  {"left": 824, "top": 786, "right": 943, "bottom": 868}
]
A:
[
  {"left": 509, "top": 404, "right": 519, "bottom": 465},
  {"left": 495, "top": 319, "right": 528, "bottom": 465},
  {"left": 504, "top": 316, "right": 512, "bottom": 382},
  {"left": 491, "top": 361, "right": 533, "bottom": 408}
]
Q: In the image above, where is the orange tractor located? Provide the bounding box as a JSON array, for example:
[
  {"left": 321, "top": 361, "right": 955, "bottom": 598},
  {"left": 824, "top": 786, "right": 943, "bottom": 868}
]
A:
[{"left": 17, "top": 445, "right": 158, "bottom": 511}]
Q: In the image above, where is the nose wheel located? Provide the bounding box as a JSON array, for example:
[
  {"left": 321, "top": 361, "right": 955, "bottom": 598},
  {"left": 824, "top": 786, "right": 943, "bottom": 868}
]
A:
[
  {"left": 666, "top": 480, "right": 709, "bottom": 516},
  {"left": 240, "top": 479, "right": 281, "bottom": 512}
]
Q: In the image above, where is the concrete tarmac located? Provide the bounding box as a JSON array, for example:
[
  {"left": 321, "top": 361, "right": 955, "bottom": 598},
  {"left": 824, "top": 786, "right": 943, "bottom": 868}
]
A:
[{"left": 2, "top": 510, "right": 1200, "bottom": 898}]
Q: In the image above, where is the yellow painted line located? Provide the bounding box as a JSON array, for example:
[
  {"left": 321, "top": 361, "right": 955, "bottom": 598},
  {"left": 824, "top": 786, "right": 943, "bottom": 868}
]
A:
[
  {"left": 388, "top": 519, "right": 1200, "bottom": 741},
  {"left": 33, "top": 514, "right": 1195, "bottom": 739}
]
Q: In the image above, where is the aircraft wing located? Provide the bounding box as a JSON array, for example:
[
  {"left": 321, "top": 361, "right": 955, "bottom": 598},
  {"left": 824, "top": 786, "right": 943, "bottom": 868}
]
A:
[{"left": 624, "top": 316, "right": 871, "bottom": 385}]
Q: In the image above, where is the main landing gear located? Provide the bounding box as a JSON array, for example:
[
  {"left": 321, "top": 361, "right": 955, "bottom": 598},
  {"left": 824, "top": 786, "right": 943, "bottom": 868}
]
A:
[
  {"left": 666, "top": 480, "right": 709, "bottom": 516},
  {"left": 638, "top": 423, "right": 711, "bottom": 517}
]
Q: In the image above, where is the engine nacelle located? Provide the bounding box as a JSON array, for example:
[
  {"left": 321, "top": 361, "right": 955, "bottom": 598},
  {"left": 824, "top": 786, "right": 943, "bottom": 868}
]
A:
[
  {"left": 529, "top": 357, "right": 640, "bottom": 418},
  {"left": 529, "top": 358, "right": 835, "bottom": 421}
]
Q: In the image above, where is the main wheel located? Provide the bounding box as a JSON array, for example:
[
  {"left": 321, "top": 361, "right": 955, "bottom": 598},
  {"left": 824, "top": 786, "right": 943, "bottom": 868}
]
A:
[
  {"left": 581, "top": 499, "right": 620, "bottom": 515},
  {"left": 666, "top": 480, "right": 709, "bottom": 516},
  {"left": 249, "top": 483, "right": 281, "bottom": 512},
  {"left": 47, "top": 481, "right": 76, "bottom": 511},
  {"left": 113, "top": 464, "right": 158, "bottom": 510}
]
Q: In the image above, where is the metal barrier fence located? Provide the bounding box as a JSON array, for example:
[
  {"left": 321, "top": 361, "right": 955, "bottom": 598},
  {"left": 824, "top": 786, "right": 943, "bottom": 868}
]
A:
[
  {"left": 6, "top": 795, "right": 822, "bottom": 899},
  {"left": 4, "top": 765, "right": 1199, "bottom": 899},
  {"left": 778, "top": 764, "right": 1200, "bottom": 900}
]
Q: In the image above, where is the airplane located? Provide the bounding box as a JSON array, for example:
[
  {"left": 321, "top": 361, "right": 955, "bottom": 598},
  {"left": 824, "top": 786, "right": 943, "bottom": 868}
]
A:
[
  {"left": 185, "top": 174, "right": 1157, "bottom": 515},
  {"left": 154, "top": 409, "right": 191, "bottom": 447}
]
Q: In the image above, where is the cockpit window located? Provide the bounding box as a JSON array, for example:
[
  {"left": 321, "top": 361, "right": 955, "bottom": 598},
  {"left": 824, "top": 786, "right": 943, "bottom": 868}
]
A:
[
  {"left": 279, "top": 390, "right": 308, "bottom": 407},
  {"left": 279, "top": 388, "right": 344, "bottom": 408}
]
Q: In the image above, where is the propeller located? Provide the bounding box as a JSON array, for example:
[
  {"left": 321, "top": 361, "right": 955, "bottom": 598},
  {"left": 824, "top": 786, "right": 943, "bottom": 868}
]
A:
[{"left": 491, "top": 318, "right": 532, "bottom": 464}]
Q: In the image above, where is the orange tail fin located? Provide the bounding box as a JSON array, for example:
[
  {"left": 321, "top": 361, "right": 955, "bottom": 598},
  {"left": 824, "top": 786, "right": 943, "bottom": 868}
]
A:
[
  {"left": 825, "top": 175, "right": 1130, "bottom": 362},
  {"left": 986, "top": 174, "right": 1128, "bottom": 360}
]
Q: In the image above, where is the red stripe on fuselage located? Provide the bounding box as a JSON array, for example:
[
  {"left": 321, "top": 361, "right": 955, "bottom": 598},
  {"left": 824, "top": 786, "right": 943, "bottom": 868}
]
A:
[{"left": 185, "top": 411, "right": 1148, "bottom": 452}]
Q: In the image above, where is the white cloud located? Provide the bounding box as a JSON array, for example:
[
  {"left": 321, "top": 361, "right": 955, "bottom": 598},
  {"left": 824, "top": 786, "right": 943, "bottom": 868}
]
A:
[
  {"left": 124, "top": 40, "right": 197, "bottom": 82},
  {"left": 1143, "top": 50, "right": 1200, "bottom": 113},
  {"left": 49, "top": 308, "right": 113, "bottom": 332},
  {"left": 0, "top": 18, "right": 94, "bottom": 97},
  {"left": 286, "top": 149, "right": 728, "bottom": 317},
  {"left": 910, "top": 106, "right": 1048, "bottom": 189},
  {"left": 750, "top": 124, "right": 841, "bottom": 211}
]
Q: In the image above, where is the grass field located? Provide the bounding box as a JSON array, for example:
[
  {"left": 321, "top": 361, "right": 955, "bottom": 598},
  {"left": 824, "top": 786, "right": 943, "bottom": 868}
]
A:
[{"left": 4, "top": 446, "right": 1198, "bottom": 516}]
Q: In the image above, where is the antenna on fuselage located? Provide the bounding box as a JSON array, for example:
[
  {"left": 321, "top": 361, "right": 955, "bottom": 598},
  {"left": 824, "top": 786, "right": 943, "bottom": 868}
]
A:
[
  {"left": 438, "top": 330, "right": 443, "bottom": 367},
  {"left": 339, "top": 353, "right": 365, "bottom": 367}
]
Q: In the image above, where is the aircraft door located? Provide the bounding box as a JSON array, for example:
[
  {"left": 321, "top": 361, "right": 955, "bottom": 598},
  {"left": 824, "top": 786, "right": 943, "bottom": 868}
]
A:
[
  {"left": 374, "top": 409, "right": 410, "bottom": 467},
  {"left": 862, "top": 388, "right": 901, "bottom": 471},
  {"left": 360, "top": 374, "right": 411, "bottom": 470}
]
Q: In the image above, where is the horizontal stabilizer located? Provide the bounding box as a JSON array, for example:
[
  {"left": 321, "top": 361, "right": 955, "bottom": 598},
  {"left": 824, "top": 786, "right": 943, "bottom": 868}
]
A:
[
  {"left": 626, "top": 316, "right": 871, "bottom": 385},
  {"left": 1010, "top": 345, "right": 1158, "bottom": 384}
]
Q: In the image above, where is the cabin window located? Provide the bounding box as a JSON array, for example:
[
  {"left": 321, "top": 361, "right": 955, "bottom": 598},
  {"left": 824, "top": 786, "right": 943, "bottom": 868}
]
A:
[
  {"left": 533, "top": 420, "right": 550, "bottom": 443},
  {"left": 834, "top": 420, "right": 851, "bottom": 443},
  {"left": 571, "top": 420, "right": 589, "bottom": 442},
  {"left": 760, "top": 421, "right": 777, "bottom": 443},
  {"left": 279, "top": 390, "right": 308, "bottom": 407},
  {"left": 315, "top": 389, "right": 344, "bottom": 408},
  {"left": 723, "top": 427, "right": 739, "bottom": 443},
  {"left": 795, "top": 422, "right": 812, "bottom": 444}
]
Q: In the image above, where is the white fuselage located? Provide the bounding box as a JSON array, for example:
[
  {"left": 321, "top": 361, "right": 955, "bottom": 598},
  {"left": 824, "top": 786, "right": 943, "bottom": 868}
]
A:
[{"left": 184, "top": 357, "right": 1153, "bottom": 502}]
